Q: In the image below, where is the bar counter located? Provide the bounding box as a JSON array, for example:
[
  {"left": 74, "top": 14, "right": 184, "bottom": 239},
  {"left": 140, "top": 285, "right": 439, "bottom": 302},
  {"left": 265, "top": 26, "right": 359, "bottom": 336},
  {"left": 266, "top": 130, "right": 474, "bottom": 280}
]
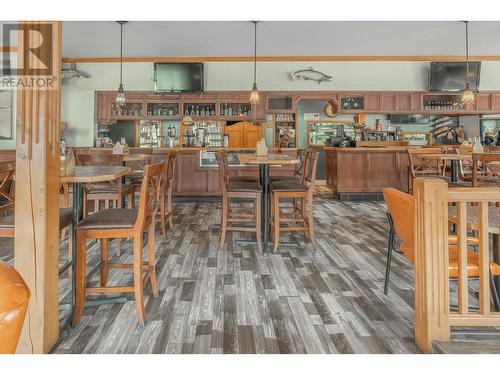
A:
[{"left": 325, "top": 146, "right": 410, "bottom": 201}]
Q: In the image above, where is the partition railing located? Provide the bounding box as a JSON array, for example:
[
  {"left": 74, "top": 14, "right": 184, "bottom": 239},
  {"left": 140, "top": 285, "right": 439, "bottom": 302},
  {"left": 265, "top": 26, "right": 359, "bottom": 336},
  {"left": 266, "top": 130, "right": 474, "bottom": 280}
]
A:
[{"left": 413, "top": 177, "right": 500, "bottom": 353}]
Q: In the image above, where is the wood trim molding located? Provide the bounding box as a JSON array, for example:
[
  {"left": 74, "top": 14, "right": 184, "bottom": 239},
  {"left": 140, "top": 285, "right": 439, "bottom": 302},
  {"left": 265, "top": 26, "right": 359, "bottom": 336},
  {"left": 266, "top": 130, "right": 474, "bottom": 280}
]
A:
[
  {"left": 0, "top": 46, "right": 17, "bottom": 52},
  {"left": 62, "top": 55, "right": 500, "bottom": 63}
]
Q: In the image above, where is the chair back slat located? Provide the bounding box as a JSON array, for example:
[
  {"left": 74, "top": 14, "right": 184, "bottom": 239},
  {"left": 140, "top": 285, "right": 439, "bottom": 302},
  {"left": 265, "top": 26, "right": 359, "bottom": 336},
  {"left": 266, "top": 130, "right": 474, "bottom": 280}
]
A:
[
  {"left": 0, "top": 164, "right": 15, "bottom": 207},
  {"left": 303, "top": 150, "right": 319, "bottom": 190},
  {"left": 135, "top": 161, "right": 164, "bottom": 230},
  {"left": 293, "top": 149, "right": 307, "bottom": 182},
  {"left": 215, "top": 151, "right": 229, "bottom": 194}
]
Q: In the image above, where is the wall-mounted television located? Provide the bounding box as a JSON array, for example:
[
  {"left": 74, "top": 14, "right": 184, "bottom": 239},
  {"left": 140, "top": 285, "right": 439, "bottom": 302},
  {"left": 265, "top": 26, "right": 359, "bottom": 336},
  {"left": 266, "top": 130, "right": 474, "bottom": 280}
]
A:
[
  {"left": 428, "top": 61, "right": 481, "bottom": 93},
  {"left": 154, "top": 63, "right": 204, "bottom": 93}
]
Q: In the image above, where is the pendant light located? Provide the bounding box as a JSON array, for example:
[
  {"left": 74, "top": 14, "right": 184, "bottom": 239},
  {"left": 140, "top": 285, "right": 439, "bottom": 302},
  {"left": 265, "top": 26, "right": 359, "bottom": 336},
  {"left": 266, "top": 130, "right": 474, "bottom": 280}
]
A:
[
  {"left": 115, "top": 21, "right": 127, "bottom": 106},
  {"left": 249, "top": 21, "right": 260, "bottom": 105},
  {"left": 461, "top": 21, "right": 475, "bottom": 105}
]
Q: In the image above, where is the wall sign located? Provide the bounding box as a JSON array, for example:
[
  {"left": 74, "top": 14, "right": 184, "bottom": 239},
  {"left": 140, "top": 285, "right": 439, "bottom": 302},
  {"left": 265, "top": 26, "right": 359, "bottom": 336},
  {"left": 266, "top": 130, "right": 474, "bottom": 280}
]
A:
[{"left": 304, "top": 113, "right": 320, "bottom": 121}]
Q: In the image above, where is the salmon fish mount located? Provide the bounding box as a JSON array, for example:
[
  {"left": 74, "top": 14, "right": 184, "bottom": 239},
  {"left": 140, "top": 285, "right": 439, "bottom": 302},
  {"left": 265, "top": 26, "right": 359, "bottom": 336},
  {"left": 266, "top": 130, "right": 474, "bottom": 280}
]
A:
[{"left": 288, "top": 67, "right": 333, "bottom": 84}]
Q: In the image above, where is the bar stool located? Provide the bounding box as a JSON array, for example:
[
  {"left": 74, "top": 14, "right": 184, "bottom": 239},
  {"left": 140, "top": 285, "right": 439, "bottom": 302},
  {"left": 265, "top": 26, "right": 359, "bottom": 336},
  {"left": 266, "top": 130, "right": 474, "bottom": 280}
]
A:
[
  {"left": 270, "top": 150, "right": 319, "bottom": 252},
  {"left": 72, "top": 161, "right": 164, "bottom": 326},
  {"left": 163, "top": 151, "right": 177, "bottom": 233},
  {"left": 76, "top": 153, "right": 134, "bottom": 215},
  {"left": 215, "top": 151, "right": 262, "bottom": 250}
]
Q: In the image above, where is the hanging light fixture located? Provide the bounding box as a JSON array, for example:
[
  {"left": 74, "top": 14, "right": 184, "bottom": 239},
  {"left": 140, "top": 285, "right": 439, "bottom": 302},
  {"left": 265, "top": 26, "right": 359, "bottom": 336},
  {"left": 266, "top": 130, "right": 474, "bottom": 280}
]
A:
[
  {"left": 115, "top": 21, "right": 127, "bottom": 106},
  {"left": 461, "top": 21, "right": 475, "bottom": 105},
  {"left": 249, "top": 21, "right": 260, "bottom": 105}
]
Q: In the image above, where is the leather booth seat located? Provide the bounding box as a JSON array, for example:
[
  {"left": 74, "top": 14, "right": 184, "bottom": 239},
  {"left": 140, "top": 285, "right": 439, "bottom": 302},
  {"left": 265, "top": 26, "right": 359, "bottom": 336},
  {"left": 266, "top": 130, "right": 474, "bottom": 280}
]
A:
[{"left": 0, "top": 260, "right": 30, "bottom": 354}]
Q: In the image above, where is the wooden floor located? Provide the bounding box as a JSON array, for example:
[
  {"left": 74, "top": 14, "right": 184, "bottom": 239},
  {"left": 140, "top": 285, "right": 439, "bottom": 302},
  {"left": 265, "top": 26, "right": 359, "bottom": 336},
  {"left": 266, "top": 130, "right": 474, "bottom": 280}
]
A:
[{"left": 0, "top": 189, "right": 428, "bottom": 353}]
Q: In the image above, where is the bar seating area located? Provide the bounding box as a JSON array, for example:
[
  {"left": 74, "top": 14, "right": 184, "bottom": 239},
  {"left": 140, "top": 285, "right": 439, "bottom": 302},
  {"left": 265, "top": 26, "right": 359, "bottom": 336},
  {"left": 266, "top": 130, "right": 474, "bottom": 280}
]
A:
[{"left": 3, "top": 18, "right": 500, "bottom": 366}]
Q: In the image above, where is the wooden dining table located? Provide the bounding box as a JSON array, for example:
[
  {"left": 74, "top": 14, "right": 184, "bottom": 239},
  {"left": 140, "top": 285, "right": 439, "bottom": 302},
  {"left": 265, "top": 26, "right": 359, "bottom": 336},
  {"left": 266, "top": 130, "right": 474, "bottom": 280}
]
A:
[
  {"left": 421, "top": 153, "right": 472, "bottom": 183},
  {"left": 60, "top": 165, "right": 132, "bottom": 330},
  {"left": 237, "top": 153, "right": 299, "bottom": 254}
]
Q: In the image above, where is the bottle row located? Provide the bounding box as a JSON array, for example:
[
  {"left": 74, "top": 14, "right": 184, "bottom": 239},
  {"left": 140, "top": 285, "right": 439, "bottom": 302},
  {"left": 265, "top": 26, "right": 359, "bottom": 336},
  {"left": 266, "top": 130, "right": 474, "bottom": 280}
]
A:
[{"left": 423, "top": 100, "right": 465, "bottom": 110}]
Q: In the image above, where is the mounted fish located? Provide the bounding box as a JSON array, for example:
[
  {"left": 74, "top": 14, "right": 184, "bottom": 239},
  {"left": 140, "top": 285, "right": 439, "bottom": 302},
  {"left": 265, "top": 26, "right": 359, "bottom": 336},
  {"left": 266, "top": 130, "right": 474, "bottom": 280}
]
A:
[{"left": 289, "top": 67, "right": 333, "bottom": 84}]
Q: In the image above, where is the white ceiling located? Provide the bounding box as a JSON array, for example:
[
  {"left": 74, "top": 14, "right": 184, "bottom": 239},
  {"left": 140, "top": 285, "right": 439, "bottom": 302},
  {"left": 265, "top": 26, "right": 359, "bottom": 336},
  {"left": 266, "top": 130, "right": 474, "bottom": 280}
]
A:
[{"left": 61, "top": 21, "right": 500, "bottom": 58}]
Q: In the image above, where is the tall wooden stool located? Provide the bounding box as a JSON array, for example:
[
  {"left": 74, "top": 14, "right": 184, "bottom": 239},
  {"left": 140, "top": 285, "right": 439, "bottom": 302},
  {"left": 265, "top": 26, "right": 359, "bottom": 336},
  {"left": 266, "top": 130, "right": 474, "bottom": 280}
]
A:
[
  {"left": 216, "top": 151, "right": 262, "bottom": 250},
  {"left": 72, "top": 161, "right": 164, "bottom": 326},
  {"left": 270, "top": 150, "right": 319, "bottom": 252}
]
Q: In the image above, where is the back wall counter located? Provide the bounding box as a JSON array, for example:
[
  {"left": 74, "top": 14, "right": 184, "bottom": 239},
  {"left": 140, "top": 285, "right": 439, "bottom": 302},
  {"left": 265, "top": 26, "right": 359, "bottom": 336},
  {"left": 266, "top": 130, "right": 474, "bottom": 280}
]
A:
[{"left": 58, "top": 60, "right": 500, "bottom": 147}]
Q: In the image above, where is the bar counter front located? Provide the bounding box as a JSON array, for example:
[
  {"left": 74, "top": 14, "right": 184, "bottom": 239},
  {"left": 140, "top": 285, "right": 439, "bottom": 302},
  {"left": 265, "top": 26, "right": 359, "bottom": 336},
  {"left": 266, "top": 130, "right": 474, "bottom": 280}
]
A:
[{"left": 325, "top": 146, "right": 410, "bottom": 201}]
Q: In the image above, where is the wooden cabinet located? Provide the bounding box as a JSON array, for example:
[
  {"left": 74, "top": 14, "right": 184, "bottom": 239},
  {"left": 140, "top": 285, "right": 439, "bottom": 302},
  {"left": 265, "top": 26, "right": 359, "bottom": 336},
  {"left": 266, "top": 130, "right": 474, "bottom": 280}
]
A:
[
  {"left": 381, "top": 94, "right": 396, "bottom": 111},
  {"left": 243, "top": 123, "right": 262, "bottom": 148},
  {"left": 491, "top": 94, "right": 500, "bottom": 111},
  {"left": 475, "top": 94, "right": 491, "bottom": 111},
  {"left": 224, "top": 121, "right": 262, "bottom": 148},
  {"left": 365, "top": 93, "right": 381, "bottom": 111}
]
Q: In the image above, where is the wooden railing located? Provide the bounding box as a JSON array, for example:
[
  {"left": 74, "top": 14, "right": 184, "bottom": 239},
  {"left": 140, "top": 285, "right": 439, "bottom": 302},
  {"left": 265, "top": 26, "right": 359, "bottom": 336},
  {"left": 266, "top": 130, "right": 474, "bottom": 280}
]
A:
[{"left": 413, "top": 177, "right": 500, "bottom": 352}]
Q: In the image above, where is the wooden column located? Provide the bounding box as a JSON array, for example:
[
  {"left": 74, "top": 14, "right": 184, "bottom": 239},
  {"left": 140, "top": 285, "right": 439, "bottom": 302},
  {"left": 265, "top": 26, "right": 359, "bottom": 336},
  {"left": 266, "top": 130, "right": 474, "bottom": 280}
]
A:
[
  {"left": 413, "top": 177, "right": 450, "bottom": 353},
  {"left": 14, "top": 21, "right": 62, "bottom": 353}
]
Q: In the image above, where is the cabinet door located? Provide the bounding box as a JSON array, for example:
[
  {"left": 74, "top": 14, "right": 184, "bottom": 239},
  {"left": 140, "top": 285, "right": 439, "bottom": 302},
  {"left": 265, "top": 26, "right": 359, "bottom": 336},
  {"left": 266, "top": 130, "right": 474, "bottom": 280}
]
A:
[
  {"left": 395, "top": 93, "right": 411, "bottom": 111},
  {"left": 225, "top": 123, "right": 245, "bottom": 148},
  {"left": 492, "top": 94, "right": 500, "bottom": 111},
  {"left": 243, "top": 123, "right": 262, "bottom": 148},
  {"left": 365, "top": 93, "right": 381, "bottom": 112},
  {"left": 476, "top": 94, "right": 491, "bottom": 111},
  {"left": 380, "top": 94, "right": 396, "bottom": 111},
  {"left": 96, "top": 92, "right": 111, "bottom": 123}
]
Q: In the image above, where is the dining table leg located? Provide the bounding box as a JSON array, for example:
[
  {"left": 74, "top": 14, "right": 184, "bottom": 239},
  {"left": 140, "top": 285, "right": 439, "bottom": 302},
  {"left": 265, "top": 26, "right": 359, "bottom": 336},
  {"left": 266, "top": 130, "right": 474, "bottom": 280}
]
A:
[{"left": 259, "top": 164, "right": 270, "bottom": 255}]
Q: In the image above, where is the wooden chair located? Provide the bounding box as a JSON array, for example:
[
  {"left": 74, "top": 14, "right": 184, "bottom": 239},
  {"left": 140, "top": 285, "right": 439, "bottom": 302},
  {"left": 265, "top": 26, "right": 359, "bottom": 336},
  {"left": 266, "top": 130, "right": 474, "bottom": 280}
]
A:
[
  {"left": 130, "top": 147, "right": 153, "bottom": 154},
  {"left": 215, "top": 151, "right": 262, "bottom": 250},
  {"left": 73, "top": 161, "right": 164, "bottom": 326},
  {"left": 455, "top": 145, "right": 474, "bottom": 182},
  {"left": 76, "top": 153, "right": 134, "bottom": 215},
  {"left": 382, "top": 187, "right": 500, "bottom": 311},
  {"left": 406, "top": 147, "right": 444, "bottom": 193},
  {"left": 269, "top": 149, "right": 307, "bottom": 184},
  {"left": 126, "top": 153, "right": 154, "bottom": 199},
  {"left": 270, "top": 150, "right": 318, "bottom": 252},
  {"left": 0, "top": 166, "right": 73, "bottom": 277},
  {"left": 472, "top": 153, "right": 500, "bottom": 187}
]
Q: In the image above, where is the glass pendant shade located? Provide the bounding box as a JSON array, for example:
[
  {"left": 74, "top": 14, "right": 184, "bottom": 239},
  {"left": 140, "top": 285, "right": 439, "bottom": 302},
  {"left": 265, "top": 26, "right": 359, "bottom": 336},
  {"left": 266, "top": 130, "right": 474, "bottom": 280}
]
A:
[
  {"left": 461, "top": 83, "right": 475, "bottom": 105},
  {"left": 249, "top": 83, "right": 260, "bottom": 105},
  {"left": 115, "top": 83, "right": 126, "bottom": 105}
]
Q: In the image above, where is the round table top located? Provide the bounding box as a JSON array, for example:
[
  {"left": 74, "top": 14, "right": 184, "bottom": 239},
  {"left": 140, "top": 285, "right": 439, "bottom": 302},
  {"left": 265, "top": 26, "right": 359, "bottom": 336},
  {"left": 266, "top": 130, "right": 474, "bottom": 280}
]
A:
[
  {"left": 237, "top": 153, "right": 299, "bottom": 165},
  {"left": 421, "top": 154, "right": 472, "bottom": 161},
  {"left": 60, "top": 166, "right": 132, "bottom": 183}
]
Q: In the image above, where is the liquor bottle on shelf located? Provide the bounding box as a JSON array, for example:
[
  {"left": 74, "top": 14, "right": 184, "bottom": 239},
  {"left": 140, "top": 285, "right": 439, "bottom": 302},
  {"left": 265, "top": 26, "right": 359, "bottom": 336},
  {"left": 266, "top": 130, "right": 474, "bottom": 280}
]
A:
[
  {"left": 228, "top": 106, "right": 233, "bottom": 116},
  {"left": 195, "top": 105, "right": 200, "bottom": 116},
  {"left": 210, "top": 106, "right": 215, "bottom": 116},
  {"left": 224, "top": 104, "right": 229, "bottom": 116},
  {"left": 201, "top": 106, "right": 206, "bottom": 116}
]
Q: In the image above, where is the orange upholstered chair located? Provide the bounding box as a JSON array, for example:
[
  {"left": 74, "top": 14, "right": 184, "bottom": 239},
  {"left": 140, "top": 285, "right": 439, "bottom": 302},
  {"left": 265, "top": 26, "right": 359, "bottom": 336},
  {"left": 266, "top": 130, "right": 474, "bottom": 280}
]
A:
[
  {"left": 382, "top": 187, "right": 500, "bottom": 311},
  {"left": 0, "top": 260, "right": 30, "bottom": 354}
]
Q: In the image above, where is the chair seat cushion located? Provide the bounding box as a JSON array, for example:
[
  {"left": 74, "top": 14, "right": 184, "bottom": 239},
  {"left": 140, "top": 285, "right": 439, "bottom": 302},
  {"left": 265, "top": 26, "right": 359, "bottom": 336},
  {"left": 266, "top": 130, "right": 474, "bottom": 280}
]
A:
[
  {"left": 269, "top": 176, "right": 300, "bottom": 183},
  {"left": 270, "top": 181, "right": 307, "bottom": 192},
  {"left": 228, "top": 181, "right": 262, "bottom": 193},
  {"left": 76, "top": 208, "right": 137, "bottom": 230},
  {"left": 230, "top": 176, "right": 259, "bottom": 183},
  {"left": 0, "top": 208, "right": 73, "bottom": 231}
]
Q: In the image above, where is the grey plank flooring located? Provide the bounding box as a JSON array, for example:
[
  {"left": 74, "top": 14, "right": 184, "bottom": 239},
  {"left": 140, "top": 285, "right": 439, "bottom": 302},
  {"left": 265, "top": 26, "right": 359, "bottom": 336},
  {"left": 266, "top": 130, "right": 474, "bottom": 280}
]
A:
[{"left": 1, "top": 189, "right": 426, "bottom": 353}]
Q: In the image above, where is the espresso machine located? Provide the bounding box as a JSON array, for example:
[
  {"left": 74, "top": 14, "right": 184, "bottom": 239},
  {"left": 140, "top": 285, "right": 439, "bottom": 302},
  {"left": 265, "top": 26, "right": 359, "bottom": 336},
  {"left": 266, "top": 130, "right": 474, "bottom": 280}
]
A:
[{"left": 184, "top": 124, "right": 195, "bottom": 147}]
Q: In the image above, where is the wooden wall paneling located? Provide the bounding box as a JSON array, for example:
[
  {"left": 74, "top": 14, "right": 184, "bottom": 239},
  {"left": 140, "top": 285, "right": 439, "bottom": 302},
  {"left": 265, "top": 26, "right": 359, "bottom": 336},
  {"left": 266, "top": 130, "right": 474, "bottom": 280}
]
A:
[
  {"left": 365, "top": 152, "right": 397, "bottom": 191},
  {"left": 413, "top": 177, "right": 450, "bottom": 353},
  {"left": 336, "top": 152, "right": 367, "bottom": 192},
  {"left": 171, "top": 150, "right": 209, "bottom": 195},
  {"left": 396, "top": 151, "right": 410, "bottom": 192},
  {"left": 14, "top": 21, "right": 62, "bottom": 354}
]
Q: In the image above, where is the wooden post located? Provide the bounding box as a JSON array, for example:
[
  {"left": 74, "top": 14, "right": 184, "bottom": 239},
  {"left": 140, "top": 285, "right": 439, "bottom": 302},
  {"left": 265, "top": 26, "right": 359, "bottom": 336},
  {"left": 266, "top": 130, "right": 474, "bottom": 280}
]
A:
[
  {"left": 413, "top": 177, "right": 450, "bottom": 353},
  {"left": 14, "top": 21, "right": 62, "bottom": 353}
]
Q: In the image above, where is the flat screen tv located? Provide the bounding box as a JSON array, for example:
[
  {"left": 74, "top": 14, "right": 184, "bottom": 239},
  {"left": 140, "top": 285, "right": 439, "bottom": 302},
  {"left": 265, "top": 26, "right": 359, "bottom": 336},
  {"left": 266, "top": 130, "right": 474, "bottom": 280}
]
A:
[
  {"left": 428, "top": 61, "right": 481, "bottom": 93},
  {"left": 154, "top": 63, "right": 204, "bottom": 93}
]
